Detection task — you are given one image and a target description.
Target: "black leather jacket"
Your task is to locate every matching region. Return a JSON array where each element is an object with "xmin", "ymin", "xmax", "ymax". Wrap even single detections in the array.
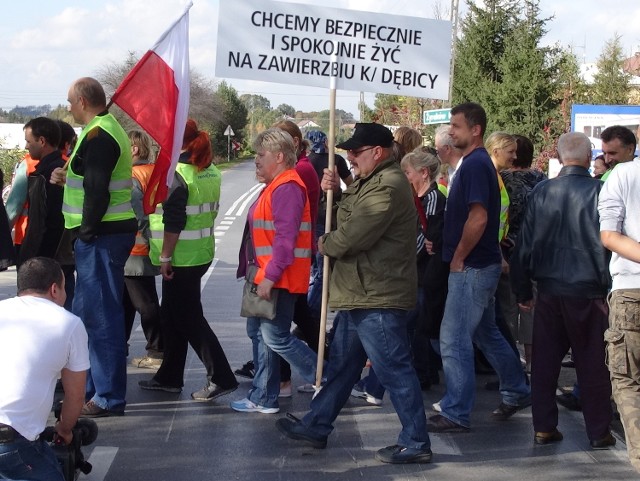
[{"xmin": 510, "ymin": 165, "xmax": 611, "ymax": 302}]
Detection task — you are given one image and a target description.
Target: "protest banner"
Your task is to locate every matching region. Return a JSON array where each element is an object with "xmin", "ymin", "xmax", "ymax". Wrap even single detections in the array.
[{"xmin": 216, "ymin": 0, "xmax": 452, "ymax": 99}]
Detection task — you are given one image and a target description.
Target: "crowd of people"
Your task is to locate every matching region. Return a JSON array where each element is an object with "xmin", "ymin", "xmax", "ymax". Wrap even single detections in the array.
[{"xmin": 1, "ymin": 77, "xmax": 640, "ymax": 478}]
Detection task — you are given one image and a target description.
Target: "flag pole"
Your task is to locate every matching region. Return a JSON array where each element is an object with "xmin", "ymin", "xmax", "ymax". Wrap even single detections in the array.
[{"xmin": 314, "ymin": 52, "xmax": 337, "ymax": 390}]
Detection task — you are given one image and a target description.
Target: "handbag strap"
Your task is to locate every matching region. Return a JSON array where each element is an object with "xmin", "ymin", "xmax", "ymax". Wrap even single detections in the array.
[{"xmin": 413, "ymin": 194, "xmax": 428, "ymax": 236}]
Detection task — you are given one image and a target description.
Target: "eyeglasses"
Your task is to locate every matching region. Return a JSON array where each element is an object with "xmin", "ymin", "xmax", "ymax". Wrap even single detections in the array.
[{"xmin": 348, "ymin": 146, "xmax": 376, "ymax": 157}]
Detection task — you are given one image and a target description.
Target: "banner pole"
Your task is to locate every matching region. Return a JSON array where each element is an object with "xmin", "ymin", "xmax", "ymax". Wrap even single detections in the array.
[{"xmin": 314, "ymin": 53, "xmax": 337, "ymax": 391}]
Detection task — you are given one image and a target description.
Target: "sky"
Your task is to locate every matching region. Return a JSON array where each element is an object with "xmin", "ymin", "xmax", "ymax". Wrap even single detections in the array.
[{"xmin": 1, "ymin": 0, "xmax": 639, "ymax": 119}]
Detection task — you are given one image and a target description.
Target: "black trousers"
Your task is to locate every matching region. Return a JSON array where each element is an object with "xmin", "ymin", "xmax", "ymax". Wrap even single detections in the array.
[
  {"xmin": 153, "ymin": 263, "xmax": 237, "ymax": 389},
  {"xmin": 531, "ymin": 292, "xmax": 612, "ymax": 440},
  {"xmin": 124, "ymin": 275, "xmax": 163, "ymax": 356}
]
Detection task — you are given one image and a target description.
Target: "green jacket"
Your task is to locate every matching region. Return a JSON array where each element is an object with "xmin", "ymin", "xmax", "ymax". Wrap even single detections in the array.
[{"xmin": 321, "ymin": 157, "xmax": 417, "ymax": 310}]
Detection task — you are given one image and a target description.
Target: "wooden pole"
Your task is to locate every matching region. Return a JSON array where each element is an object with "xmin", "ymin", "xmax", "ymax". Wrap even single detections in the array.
[{"xmin": 314, "ymin": 57, "xmax": 337, "ymax": 390}]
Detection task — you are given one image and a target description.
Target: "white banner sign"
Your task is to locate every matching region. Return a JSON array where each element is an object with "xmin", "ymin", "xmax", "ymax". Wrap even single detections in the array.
[{"xmin": 216, "ymin": 0, "xmax": 452, "ymax": 99}]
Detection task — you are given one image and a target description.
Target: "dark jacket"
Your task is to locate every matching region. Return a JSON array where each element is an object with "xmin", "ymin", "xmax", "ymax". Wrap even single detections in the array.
[
  {"xmin": 510, "ymin": 165, "xmax": 611, "ymax": 302},
  {"xmin": 321, "ymin": 157, "xmax": 417, "ymax": 310},
  {"xmin": 19, "ymin": 151, "xmax": 65, "ymax": 265}
]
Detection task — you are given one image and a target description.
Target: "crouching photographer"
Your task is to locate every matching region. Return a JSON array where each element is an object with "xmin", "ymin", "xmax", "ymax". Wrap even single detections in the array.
[{"xmin": 0, "ymin": 257, "xmax": 89, "ymax": 481}]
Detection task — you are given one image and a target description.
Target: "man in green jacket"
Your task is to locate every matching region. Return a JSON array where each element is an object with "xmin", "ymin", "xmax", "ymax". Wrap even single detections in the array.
[{"xmin": 276, "ymin": 123, "xmax": 431, "ymax": 465}]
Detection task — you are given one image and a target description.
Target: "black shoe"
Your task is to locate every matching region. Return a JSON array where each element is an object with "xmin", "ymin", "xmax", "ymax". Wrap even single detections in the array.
[
  {"xmin": 556, "ymin": 393, "xmax": 582, "ymax": 411},
  {"xmin": 534, "ymin": 429, "xmax": 563, "ymax": 445},
  {"xmin": 427, "ymin": 414, "xmax": 469, "ymax": 433},
  {"xmin": 234, "ymin": 360, "xmax": 255, "ymax": 379},
  {"xmin": 79, "ymin": 400, "xmax": 125, "ymax": 418},
  {"xmin": 375, "ymin": 444, "xmax": 432, "ymax": 464},
  {"xmin": 191, "ymin": 382, "xmax": 238, "ymax": 401},
  {"xmin": 590, "ymin": 432, "xmax": 616, "ymax": 450},
  {"xmin": 276, "ymin": 413, "xmax": 327, "ymax": 449},
  {"xmin": 138, "ymin": 379, "xmax": 182, "ymax": 393},
  {"xmin": 491, "ymin": 399, "xmax": 531, "ymax": 420}
]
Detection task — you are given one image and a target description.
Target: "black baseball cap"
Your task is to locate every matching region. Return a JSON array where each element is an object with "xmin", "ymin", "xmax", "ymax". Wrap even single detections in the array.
[{"xmin": 336, "ymin": 123, "xmax": 394, "ymax": 150}]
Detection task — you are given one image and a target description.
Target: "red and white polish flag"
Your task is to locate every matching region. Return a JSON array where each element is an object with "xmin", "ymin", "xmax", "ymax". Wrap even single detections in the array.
[{"xmin": 111, "ymin": 2, "xmax": 192, "ymax": 214}]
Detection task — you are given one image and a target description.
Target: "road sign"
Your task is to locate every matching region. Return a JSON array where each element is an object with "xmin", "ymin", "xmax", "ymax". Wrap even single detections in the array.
[
  {"xmin": 224, "ymin": 125, "xmax": 235, "ymax": 136},
  {"xmin": 423, "ymin": 108, "xmax": 451, "ymax": 125}
]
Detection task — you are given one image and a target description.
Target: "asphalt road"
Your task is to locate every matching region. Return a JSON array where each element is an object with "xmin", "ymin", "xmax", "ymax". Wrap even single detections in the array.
[{"xmin": 0, "ymin": 159, "xmax": 637, "ymax": 480}]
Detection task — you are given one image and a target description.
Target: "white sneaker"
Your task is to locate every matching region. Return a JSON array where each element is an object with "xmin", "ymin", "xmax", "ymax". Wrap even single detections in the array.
[
  {"xmin": 432, "ymin": 401, "xmax": 442, "ymax": 412},
  {"xmin": 230, "ymin": 398, "xmax": 279, "ymax": 414},
  {"xmin": 350, "ymin": 387, "xmax": 383, "ymax": 406}
]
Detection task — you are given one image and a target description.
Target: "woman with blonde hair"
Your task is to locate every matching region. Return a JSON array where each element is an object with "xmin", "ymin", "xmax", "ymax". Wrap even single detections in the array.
[
  {"xmin": 231, "ymin": 128, "xmax": 318, "ymax": 413},
  {"xmin": 393, "ymin": 126, "xmax": 423, "ymax": 160},
  {"xmin": 484, "ymin": 131, "xmax": 522, "ymax": 375}
]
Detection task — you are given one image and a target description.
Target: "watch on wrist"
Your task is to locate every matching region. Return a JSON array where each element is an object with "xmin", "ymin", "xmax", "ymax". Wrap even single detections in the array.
[{"xmin": 159, "ymin": 256, "xmax": 172, "ymax": 263}]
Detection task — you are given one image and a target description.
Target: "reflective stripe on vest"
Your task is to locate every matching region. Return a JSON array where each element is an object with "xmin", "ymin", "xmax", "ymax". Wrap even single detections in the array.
[
  {"xmin": 62, "ymin": 113, "xmax": 135, "ymax": 229},
  {"xmin": 148, "ymin": 162, "xmax": 222, "ymax": 267},
  {"xmin": 252, "ymin": 169, "xmax": 312, "ymax": 294}
]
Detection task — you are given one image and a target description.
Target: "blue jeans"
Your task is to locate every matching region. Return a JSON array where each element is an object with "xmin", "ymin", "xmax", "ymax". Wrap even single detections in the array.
[
  {"xmin": 0, "ymin": 437, "xmax": 64, "ymax": 481},
  {"xmin": 439, "ymin": 264, "xmax": 530, "ymax": 427},
  {"xmin": 246, "ymin": 290, "xmax": 318, "ymax": 408},
  {"xmin": 303, "ymin": 309, "xmax": 430, "ymax": 450},
  {"xmin": 307, "ymin": 251, "xmax": 324, "ymax": 319},
  {"xmin": 74, "ymin": 233, "xmax": 135, "ymax": 411}
]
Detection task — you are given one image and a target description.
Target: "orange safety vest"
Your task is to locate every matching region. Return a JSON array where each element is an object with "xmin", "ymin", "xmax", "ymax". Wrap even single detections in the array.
[
  {"xmin": 130, "ymin": 163, "xmax": 154, "ymax": 256},
  {"xmin": 252, "ymin": 169, "xmax": 312, "ymax": 294},
  {"xmin": 13, "ymin": 154, "xmax": 39, "ymax": 245}
]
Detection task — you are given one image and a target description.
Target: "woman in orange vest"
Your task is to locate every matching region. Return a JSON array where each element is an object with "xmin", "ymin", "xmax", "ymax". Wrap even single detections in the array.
[
  {"xmin": 231, "ymin": 128, "xmax": 317, "ymax": 414},
  {"xmin": 123, "ymin": 130, "xmax": 163, "ymax": 368}
]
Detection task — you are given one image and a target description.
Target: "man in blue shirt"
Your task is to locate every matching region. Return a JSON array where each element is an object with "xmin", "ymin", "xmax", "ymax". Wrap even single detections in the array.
[{"xmin": 427, "ymin": 102, "xmax": 530, "ymax": 433}]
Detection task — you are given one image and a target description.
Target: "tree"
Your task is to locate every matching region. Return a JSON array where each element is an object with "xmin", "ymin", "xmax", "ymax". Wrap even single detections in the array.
[
  {"xmin": 276, "ymin": 103, "xmax": 296, "ymax": 118},
  {"xmin": 491, "ymin": 0, "xmax": 560, "ymax": 146},
  {"xmin": 591, "ymin": 35, "xmax": 632, "ymax": 105},
  {"xmin": 210, "ymin": 81, "xmax": 248, "ymax": 158},
  {"xmin": 451, "ymin": 0, "xmax": 579, "ymax": 159},
  {"xmin": 452, "ymin": 0, "xmax": 518, "ymax": 108},
  {"xmin": 240, "ymin": 94, "xmax": 271, "ymax": 112}
]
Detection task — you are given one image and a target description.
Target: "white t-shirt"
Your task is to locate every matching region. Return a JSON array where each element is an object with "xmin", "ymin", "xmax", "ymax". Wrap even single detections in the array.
[
  {"xmin": 0, "ymin": 296, "xmax": 90, "ymax": 440},
  {"xmin": 599, "ymin": 158, "xmax": 640, "ymax": 290}
]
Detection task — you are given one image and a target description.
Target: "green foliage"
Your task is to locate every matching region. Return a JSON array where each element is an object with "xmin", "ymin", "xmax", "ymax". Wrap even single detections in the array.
[
  {"xmin": 276, "ymin": 103, "xmax": 296, "ymax": 117},
  {"xmin": 210, "ymin": 81, "xmax": 248, "ymax": 159},
  {"xmin": 451, "ymin": 0, "xmax": 573, "ymax": 161},
  {"xmin": 591, "ymin": 35, "xmax": 632, "ymax": 105},
  {"xmin": 0, "ymin": 147, "xmax": 25, "ymax": 188}
]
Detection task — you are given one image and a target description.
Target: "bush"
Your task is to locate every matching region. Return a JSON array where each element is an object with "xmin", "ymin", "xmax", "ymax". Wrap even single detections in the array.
[{"xmin": 0, "ymin": 148, "xmax": 25, "ymax": 188}]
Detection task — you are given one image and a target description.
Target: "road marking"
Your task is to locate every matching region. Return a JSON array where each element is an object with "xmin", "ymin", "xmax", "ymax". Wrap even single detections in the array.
[
  {"xmin": 224, "ymin": 183, "xmax": 263, "ymax": 217},
  {"xmin": 200, "ymin": 258, "xmax": 218, "ymax": 291},
  {"xmin": 83, "ymin": 446, "xmax": 118, "ymax": 481}
]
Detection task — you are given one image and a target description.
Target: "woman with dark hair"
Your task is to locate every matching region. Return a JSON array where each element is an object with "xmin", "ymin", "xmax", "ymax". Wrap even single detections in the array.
[
  {"xmin": 139, "ymin": 119, "xmax": 238, "ymax": 400},
  {"xmin": 500, "ymin": 134, "xmax": 547, "ymax": 371}
]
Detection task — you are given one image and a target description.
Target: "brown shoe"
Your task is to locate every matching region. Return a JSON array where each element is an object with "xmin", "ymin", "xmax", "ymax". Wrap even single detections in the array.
[
  {"xmin": 590, "ymin": 432, "xmax": 616, "ymax": 449},
  {"xmin": 491, "ymin": 399, "xmax": 531, "ymax": 420},
  {"xmin": 534, "ymin": 429, "xmax": 563, "ymax": 445},
  {"xmin": 79, "ymin": 400, "xmax": 125, "ymax": 418},
  {"xmin": 427, "ymin": 414, "xmax": 470, "ymax": 433}
]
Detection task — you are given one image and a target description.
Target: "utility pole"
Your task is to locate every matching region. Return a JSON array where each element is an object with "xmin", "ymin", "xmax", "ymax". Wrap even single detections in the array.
[{"xmin": 447, "ymin": 0, "xmax": 460, "ymax": 107}]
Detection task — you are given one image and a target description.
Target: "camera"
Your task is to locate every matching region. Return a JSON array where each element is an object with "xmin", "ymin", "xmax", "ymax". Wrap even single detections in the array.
[{"xmin": 40, "ymin": 418, "xmax": 98, "ymax": 481}]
